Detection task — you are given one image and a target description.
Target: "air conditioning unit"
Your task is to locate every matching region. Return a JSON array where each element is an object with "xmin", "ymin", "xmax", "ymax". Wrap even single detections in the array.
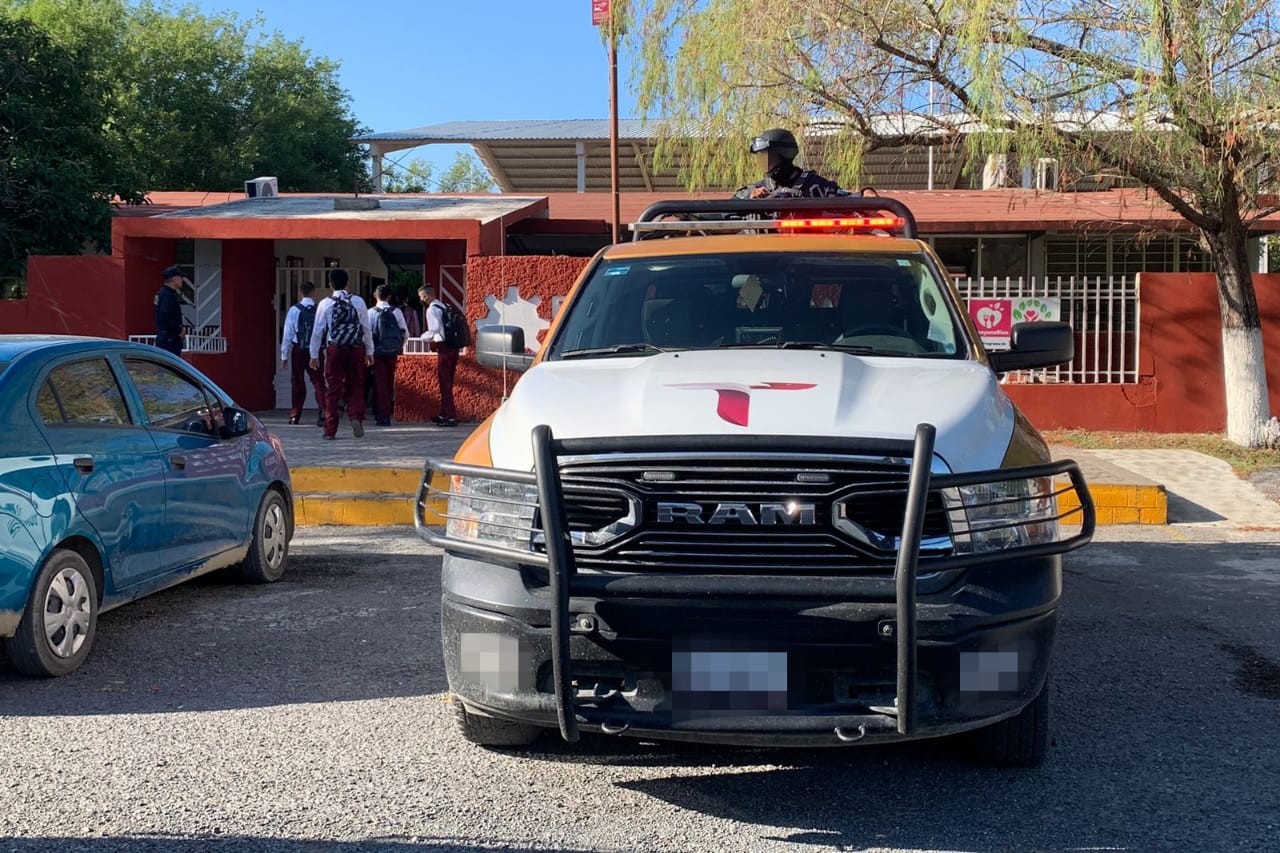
[
  {"xmin": 244, "ymin": 176, "xmax": 279, "ymax": 198},
  {"xmin": 1035, "ymin": 158, "xmax": 1060, "ymax": 191}
]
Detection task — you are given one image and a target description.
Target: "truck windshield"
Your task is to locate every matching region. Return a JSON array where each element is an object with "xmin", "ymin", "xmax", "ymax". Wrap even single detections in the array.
[{"xmin": 549, "ymin": 251, "xmax": 967, "ymax": 360}]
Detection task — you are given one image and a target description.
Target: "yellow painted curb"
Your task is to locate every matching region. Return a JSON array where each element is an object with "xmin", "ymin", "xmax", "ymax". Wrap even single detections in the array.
[
  {"xmin": 1059, "ymin": 482, "xmax": 1168, "ymax": 525},
  {"xmin": 294, "ymin": 493, "xmax": 447, "ymax": 527},
  {"xmin": 291, "ymin": 466, "xmax": 422, "ymax": 495},
  {"xmin": 291, "ymin": 470, "xmax": 1166, "ymax": 528}
]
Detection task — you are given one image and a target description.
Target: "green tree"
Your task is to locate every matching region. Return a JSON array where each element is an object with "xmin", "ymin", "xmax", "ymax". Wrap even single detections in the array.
[
  {"xmin": 0, "ymin": 14, "xmax": 142, "ymax": 292},
  {"xmin": 383, "ymin": 157, "xmax": 435, "ymax": 193},
  {"xmin": 6, "ymin": 0, "xmax": 369, "ymax": 192},
  {"xmin": 437, "ymin": 152, "xmax": 495, "ymax": 193},
  {"xmin": 626, "ymin": 0, "xmax": 1280, "ymax": 448},
  {"xmin": 381, "ymin": 152, "xmax": 494, "ymax": 193}
]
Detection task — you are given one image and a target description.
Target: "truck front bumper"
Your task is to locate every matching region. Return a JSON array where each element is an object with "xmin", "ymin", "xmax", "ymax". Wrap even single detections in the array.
[{"xmin": 441, "ymin": 552, "xmax": 1060, "ymax": 747}]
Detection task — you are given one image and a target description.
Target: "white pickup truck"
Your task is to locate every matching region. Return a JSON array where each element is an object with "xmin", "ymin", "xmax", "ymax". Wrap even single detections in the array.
[{"xmin": 417, "ymin": 196, "xmax": 1094, "ymax": 766}]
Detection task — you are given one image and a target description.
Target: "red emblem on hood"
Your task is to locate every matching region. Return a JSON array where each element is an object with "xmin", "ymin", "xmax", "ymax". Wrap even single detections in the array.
[{"xmin": 669, "ymin": 382, "xmax": 816, "ymax": 426}]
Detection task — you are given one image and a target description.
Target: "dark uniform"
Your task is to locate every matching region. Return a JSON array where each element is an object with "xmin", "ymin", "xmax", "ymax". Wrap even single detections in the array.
[
  {"xmin": 154, "ymin": 271, "xmax": 185, "ymax": 356},
  {"xmin": 734, "ymin": 167, "xmax": 845, "ymax": 199}
]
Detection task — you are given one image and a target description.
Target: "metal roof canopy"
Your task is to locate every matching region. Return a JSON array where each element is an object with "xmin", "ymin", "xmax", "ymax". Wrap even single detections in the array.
[
  {"xmin": 151, "ymin": 194, "xmax": 543, "ymax": 223},
  {"xmin": 351, "ymin": 120, "xmax": 972, "ymax": 195}
]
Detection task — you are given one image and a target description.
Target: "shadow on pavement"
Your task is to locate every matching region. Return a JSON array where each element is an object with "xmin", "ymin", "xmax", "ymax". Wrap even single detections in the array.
[
  {"xmin": 0, "ymin": 540, "xmax": 446, "ymax": 716},
  {"xmin": 0, "ymin": 838, "xmax": 598, "ymax": 853},
  {"xmin": 3, "ymin": 538, "xmax": 1278, "ymax": 851}
]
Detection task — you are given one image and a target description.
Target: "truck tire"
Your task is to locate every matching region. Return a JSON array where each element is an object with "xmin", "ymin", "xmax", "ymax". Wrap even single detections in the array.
[
  {"xmin": 452, "ymin": 699, "xmax": 543, "ymax": 748},
  {"xmin": 972, "ymin": 675, "xmax": 1051, "ymax": 767}
]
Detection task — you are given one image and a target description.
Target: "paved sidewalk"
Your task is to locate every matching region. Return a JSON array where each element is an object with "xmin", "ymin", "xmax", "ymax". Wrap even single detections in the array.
[{"xmin": 1083, "ymin": 448, "xmax": 1280, "ymax": 530}]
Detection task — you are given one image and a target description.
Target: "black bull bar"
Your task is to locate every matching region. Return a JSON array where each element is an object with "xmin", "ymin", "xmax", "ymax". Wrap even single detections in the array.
[{"xmin": 416, "ymin": 425, "xmax": 1096, "ymax": 743}]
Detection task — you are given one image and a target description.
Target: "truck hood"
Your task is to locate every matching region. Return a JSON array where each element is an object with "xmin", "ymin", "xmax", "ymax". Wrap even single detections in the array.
[{"xmin": 487, "ymin": 350, "xmax": 1016, "ymax": 472}]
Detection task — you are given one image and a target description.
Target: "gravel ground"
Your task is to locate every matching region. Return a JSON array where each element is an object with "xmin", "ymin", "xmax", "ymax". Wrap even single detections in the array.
[{"xmin": 2, "ymin": 524, "xmax": 1279, "ymax": 853}]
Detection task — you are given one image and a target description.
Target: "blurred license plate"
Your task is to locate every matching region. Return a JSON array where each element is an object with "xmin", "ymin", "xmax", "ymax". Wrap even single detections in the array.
[{"xmin": 671, "ymin": 641, "xmax": 788, "ymax": 720}]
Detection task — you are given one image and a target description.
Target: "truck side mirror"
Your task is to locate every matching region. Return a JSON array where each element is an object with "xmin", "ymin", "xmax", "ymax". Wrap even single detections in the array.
[
  {"xmin": 475, "ymin": 325, "xmax": 534, "ymax": 373},
  {"xmin": 987, "ymin": 322, "xmax": 1074, "ymax": 373}
]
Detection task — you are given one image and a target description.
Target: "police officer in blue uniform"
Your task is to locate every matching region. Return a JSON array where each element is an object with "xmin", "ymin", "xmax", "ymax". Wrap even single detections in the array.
[
  {"xmin": 154, "ymin": 266, "xmax": 186, "ymax": 356},
  {"xmin": 735, "ymin": 128, "xmax": 845, "ymax": 199}
]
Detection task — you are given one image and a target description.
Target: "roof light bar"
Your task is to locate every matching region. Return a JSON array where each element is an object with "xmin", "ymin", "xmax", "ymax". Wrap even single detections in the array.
[{"xmin": 778, "ymin": 216, "xmax": 905, "ymax": 230}]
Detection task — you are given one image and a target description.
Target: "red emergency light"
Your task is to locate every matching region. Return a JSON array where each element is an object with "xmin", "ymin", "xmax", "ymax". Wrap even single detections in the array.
[{"xmin": 776, "ymin": 216, "xmax": 905, "ymax": 232}]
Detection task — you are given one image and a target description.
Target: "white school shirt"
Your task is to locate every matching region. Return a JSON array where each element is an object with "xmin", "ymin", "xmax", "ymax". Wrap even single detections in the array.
[
  {"xmin": 280, "ymin": 297, "xmax": 316, "ymax": 360},
  {"xmin": 309, "ymin": 290, "xmax": 374, "ymax": 359}
]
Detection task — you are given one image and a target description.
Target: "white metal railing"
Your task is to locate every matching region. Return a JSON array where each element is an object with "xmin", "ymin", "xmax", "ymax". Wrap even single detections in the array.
[
  {"xmin": 953, "ymin": 276, "xmax": 1140, "ymax": 384},
  {"xmin": 128, "ymin": 334, "xmax": 229, "ymax": 354},
  {"xmin": 402, "ymin": 338, "xmax": 436, "ymax": 356}
]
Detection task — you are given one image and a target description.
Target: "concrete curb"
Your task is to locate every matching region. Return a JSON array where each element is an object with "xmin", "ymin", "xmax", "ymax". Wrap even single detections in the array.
[{"xmin": 291, "ymin": 466, "xmax": 1167, "ymax": 528}]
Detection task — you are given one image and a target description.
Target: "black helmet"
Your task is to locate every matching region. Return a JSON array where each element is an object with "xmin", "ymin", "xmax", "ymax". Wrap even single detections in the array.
[{"xmin": 748, "ymin": 128, "xmax": 800, "ymax": 160}]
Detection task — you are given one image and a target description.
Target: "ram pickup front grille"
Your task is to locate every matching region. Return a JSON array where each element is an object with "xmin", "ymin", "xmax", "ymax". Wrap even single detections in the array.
[{"xmin": 558, "ymin": 455, "xmax": 952, "ymax": 573}]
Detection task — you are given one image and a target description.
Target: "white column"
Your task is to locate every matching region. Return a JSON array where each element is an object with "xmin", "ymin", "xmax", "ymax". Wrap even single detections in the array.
[{"xmin": 576, "ymin": 142, "xmax": 586, "ymax": 193}]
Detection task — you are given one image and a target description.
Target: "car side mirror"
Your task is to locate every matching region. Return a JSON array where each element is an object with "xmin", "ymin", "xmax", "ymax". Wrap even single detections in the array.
[
  {"xmin": 221, "ymin": 406, "xmax": 252, "ymax": 439},
  {"xmin": 987, "ymin": 321, "xmax": 1075, "ymax": 373},
  {"xmin": 475, "ymin": 325, "xmax": 534, "ymax": 373}
]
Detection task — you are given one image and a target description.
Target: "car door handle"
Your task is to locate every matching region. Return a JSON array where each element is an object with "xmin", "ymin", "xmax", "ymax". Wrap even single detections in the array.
[
  {"xmin": 73, "ymin": 456, "xmax": 94, "ymax": 474},
  {"xmin": 169, "ymin": 455, "xmax": 186, "ymax": 471}
]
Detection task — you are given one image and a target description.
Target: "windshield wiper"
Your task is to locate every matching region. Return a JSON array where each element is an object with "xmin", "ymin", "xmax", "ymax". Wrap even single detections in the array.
[
  {"xmin": 559, "ymin": 343, "xmax": 669, "ymax": 360},
  {"xmin": 721, "ymin": 341, "xmax": 924, "ymax": 357}
]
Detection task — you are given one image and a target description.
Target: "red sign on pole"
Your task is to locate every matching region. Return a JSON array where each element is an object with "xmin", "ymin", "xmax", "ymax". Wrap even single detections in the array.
[{"xmin": 591, "ymin": 0, "xmax": 610, "ymax": 26}]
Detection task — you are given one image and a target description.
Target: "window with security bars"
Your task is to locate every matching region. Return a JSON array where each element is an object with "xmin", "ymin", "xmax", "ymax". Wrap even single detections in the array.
[{"xmin": 1045, "ymin": 234, "xmax": 1213, "ymax": 278}]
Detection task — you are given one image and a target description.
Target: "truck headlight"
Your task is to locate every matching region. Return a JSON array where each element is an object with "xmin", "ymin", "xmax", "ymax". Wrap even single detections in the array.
[
  {"xmin": 944, "ymin": 475, "xmax": 1059, "ymax": 554},
  {"xmin": 446, "ymin": 474, "xmax": 539, "ymax": 552}
]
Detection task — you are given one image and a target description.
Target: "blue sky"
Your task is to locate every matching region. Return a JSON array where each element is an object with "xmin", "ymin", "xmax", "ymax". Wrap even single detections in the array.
[{"xmin": 194, "ymin": 1, "xmax": 641, "ymax": 181}]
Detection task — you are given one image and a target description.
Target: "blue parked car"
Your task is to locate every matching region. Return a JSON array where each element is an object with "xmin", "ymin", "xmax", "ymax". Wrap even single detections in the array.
[{"xmin": 0, "ymin": 336, "xmax": 293, "ymax": 677}]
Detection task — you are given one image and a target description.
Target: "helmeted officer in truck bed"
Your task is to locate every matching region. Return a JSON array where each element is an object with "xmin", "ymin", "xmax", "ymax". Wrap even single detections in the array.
[{"xmin": 734, "ymin": 128, "xmax": 844, "ymax": 199}]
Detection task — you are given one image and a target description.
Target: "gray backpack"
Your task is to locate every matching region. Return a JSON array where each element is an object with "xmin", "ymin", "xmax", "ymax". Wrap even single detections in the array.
[{"xmin": 328, "ymin": 293, "xmax": 361, "ymax": 348}]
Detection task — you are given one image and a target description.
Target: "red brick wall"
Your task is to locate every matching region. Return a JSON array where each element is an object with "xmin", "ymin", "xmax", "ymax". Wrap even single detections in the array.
[{"xmin": 393, "ymin": 255, "xmax": 591, "ymax": 421}]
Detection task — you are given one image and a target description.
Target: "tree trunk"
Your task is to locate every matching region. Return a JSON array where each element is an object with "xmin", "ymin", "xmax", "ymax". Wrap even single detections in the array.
[{"xmin": 1203, "ymin": 225, "xmax": 1278, "ymax": 448}]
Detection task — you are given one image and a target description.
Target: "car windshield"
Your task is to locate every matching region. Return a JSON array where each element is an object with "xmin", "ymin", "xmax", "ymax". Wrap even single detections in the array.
[{"xmin": 549, "ymin": 251, "xmax": 967, "ymax": 360}]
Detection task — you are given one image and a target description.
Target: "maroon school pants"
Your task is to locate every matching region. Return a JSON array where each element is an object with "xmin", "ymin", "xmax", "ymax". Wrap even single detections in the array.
[
  {"xmin": 437, "ymin": 346, "xmax": 459, "ymax": 420},
  {"xmin": 371, "ymin": 352, "xmax": 399, "ymax": 422},
  {"xmin": 289, "ymin": 345, "xmax": 325, "ymax": 419},
  {"xmin": 323, "ymin": 345, "xmax": 367, "ymax": 436}
]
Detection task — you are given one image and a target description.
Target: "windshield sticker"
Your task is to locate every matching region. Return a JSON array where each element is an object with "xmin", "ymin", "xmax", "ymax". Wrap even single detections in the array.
[{"xmin": 604, "ymin": 266, "xmax": 630, "ymax": 276}]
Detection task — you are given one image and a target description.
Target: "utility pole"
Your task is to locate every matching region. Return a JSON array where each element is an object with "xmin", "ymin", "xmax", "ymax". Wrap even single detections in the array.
[{"xmin": 593, "ymin": 0, "xmax": 621, "ymax": 243}]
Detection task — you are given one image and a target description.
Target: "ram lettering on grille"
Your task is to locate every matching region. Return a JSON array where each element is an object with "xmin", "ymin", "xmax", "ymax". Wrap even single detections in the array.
[{"xmin": 655, "ymin": 501, "xmax": 818, "ymax": 526}]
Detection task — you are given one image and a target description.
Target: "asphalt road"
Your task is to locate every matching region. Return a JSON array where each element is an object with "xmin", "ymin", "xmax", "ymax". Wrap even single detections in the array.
[{"xmin": 2, "ymin": 525, "xmax": 1278, "ymax": 853}]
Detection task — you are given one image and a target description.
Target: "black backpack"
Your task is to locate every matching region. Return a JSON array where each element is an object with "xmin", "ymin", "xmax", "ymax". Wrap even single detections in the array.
[
  {"xmin": 372, "ymin": 305, "xmax": 404, "ymax": 355},
  {"xmin": 438, "ymin": 302, "xmax": 471, "ymax": 349},
  {"xmin": 328, "ymin": 293, "xmax": 361, "ymax": 348},
  {"xmin": 294, "ymin": 302, "xmax": 316, "ymax": 347}
]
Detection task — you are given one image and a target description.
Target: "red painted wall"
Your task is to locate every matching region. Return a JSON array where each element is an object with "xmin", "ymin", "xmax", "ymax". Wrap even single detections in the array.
[
  {"xmin": 0, "ymin": 256, "xmax": 126, "ymax": 336},
  {"xmin": 1008, "ymin": 273, "xmax": 1280, "ymax": 432},
  {"xmin": 188, "ymin": 240, "xmax": 277, "ymax": 410},
  {"xmin": 393, "ymin": 255, "xmax": 591, "ymax": 421}
]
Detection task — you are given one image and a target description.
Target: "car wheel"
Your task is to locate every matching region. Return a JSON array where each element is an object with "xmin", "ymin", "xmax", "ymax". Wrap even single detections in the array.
[
  {"xmin": 452, "ymin": 699, "xmax": 543, "ymax": 748},
  {"xmin": 7, "ymin": 549, "xmax": 98, "ymax": 678},
  {"xmin": 971, "ymin": 674, "xmax": 1052, "ymax": 767},
  {"xmin": 238, "ymin": 490, "xmax": 290, "ymax": 584}
]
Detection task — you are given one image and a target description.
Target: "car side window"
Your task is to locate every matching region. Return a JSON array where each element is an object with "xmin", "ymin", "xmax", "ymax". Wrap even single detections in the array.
[
  {"xmin": 38, "ymin": 359, "xmax": 132, "ymax": 426},
  {"xmin": 124, "ymin": 358, "xmax": 217, "ymax": 435}
]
